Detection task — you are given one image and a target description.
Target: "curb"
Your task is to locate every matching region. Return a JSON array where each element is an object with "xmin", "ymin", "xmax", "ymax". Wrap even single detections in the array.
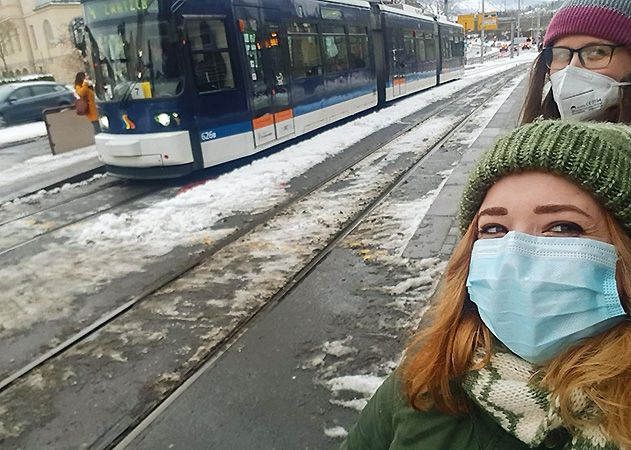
[
  {"xmin": 1, "ymin": 164, "xmax": 106, "ymax": 204},
  {"xmin": 0, "ymin": 135, "xmax": 47, "ymax": 150}
]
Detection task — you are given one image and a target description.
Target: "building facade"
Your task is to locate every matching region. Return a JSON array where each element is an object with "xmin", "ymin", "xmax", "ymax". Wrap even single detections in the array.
[{"xmin": 0, "ymin": 0, "xmax": 84, "ymax": 82}]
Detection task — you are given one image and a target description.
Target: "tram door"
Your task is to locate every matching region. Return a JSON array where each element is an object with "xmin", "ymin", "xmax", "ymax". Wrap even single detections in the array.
[
  {"xmin": 391, "ymin": 47, "xmax": 406, "ymax": 97},
  {"xmin": 238, "ymin": 8, "xmax": 294, "ymax": 147}
]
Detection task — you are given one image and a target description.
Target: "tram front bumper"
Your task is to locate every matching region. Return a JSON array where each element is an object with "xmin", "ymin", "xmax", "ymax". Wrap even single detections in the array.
[{"xmin": 95, "ymin": 131, "xmax": 194, "ymax": 168}]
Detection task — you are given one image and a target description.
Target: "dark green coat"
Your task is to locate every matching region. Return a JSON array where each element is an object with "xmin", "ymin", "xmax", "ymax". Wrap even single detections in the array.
[{"xmin": 340, "ymin": 373, "xmax": 570, "ymax": 450}]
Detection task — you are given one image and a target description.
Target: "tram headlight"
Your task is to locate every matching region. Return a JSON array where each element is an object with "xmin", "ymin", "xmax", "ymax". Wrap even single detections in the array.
[
  {"xmin": 155, "ymin": 113, "xmax": 171, "ymax": 127},
  {"xmin": 99, "ymin": 115, "xmax": 109, "ymax": 130},
  {"xmin": 154, "ymin": 112, "xmax": 181, "ymax": 127}
]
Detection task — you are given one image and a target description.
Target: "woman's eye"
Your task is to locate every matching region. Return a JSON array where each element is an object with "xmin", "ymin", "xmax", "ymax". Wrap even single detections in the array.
[
  {"xmin": 546, "ymin": 222, "xmax": 584, "ymax": 235},
  {"xmin": 478, "ymin": 224, "xmax": 508, "ymax": 237},
  {"xmin": 583, "ymin": 45, "xmax": 610, "ymax": 60}
]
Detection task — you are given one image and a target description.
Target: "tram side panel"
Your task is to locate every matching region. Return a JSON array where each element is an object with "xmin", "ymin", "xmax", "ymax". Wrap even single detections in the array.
[
  {"xmin": 187, "ymin": 13, "xmax": 255, "ymax": 170},
  {"xmin": 193, "ymin": 5, "xmax": 270, "ymax": 169},
  {"xmin": 379, "ymin": 10, "xmax": 438, "ymax": 102},
  {"xmin": 198, "ymin": 0, "xmax": 378, "ymax": 169},
  {"xmin": 288, "ymin": 5, "xmax": 377, "ymax": 139},
  {"xmin": 437, "ymin": 20, "xmax": 465, "ymax": 84}
]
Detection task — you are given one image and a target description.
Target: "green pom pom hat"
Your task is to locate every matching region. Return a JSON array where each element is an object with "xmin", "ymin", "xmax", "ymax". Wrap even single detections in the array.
[{"xmin": 459, "ymin": 120, "xmax": 631, "ymax": 235}]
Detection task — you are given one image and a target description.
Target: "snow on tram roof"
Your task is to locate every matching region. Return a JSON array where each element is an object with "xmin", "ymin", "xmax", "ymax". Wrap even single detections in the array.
[
  {"xmin": 321, "ymin": 0, "xmax": 371, "ymax": 9},
  {"xmin": 436, "ymin": 15, "xmax": 464, "ymax": 27},
  {"xmin": 376, "ymin": 3, "xmax": 436, "ymax": 21}
]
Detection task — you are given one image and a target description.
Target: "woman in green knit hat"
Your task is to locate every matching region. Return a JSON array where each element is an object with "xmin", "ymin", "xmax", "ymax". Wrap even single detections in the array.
[
  {"xmin": 342, "ymin": 120, "xmax": 631, "ymax": 450},
  {"xmin": 521, "ymin": 0, "xmax": 631, "ymax": 123}
]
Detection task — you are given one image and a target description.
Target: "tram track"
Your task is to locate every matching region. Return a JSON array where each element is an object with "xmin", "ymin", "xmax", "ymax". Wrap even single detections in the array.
[
  {"xmin": 0, "ymin": 173, "xmax": 119, "ymax": 224},
  {"xmin": 0, "ymin": 65, "xmax": 525, "ymax": 449},
  {"xmin": 0, "ymin": 180, "xmax": 166, "ymax": 256}
]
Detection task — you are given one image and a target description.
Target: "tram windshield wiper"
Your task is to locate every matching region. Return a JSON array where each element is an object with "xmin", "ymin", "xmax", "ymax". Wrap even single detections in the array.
[{"xmin": 119, "ymin": 73, "xmax": 141, "ymax": 109}]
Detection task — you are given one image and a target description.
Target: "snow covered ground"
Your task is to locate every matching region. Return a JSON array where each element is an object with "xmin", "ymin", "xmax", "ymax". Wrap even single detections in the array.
[{"xmin": 0, "ymin": 122, "xmax": 48, "ymax": 147}]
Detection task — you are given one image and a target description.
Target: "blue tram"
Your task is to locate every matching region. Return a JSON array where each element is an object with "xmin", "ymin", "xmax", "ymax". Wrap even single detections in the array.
[{"xmin": 79, "ymin": 0, "xmax": 464, "ymax": 178}]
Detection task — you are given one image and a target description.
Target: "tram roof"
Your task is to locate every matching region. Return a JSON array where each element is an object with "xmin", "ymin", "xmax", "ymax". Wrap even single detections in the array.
[
  {"xmin": 436, "ymin": 15, "xmax": 464, "ymax": 27},
  {"xmin": 376, "ymin": 3, "xmax": 436, "ymax": 21},
  {"xmin": 320, "ymin": 0, "xmax": 371, "ymax": 9}
]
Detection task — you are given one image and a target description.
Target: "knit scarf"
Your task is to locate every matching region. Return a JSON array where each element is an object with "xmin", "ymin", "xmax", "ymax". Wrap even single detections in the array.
[{"xmin": 462, "ymin": 350, "xmax": 620, "ymax": 450}]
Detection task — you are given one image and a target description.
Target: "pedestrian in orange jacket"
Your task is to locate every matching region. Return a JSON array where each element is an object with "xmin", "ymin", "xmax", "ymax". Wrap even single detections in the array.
[{"xmin": 74, "ymin": 71, "xmax": 100, "ymax": 134}]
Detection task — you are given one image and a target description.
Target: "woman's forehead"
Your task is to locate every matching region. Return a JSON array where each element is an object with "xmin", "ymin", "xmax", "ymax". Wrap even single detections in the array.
[
  {"xmin": 553, "ymin": 34, "xmax": 617, "ymax": 47},
  {"xmin": 480, "ymin": 172, "xmax": 600, "ymax": 211}
]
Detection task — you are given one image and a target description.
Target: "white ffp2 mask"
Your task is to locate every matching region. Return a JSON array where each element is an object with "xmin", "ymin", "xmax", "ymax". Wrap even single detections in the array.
[{"xmin": 550, "ymin": 66, "xmax": 631, "ymax": 121}]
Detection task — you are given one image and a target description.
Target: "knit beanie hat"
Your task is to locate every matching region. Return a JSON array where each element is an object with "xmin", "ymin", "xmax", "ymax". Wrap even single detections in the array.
[
  {"xmin": 459, "ymin": 120, "xmax": 631, "ymax": 235},
  {"xmin": 543, "ymin": 0, "xmax": 631, "ymax": 47}
]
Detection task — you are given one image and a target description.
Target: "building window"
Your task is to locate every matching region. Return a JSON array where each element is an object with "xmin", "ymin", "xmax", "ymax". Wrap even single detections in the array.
[
  {"xmin": 29, "ymin": 25, "xmax": 38, "ymax": 50},
  {"xmin": 43, "ymin": 20, "xmax": 54, "ymax": 46},
  {"xmin": 14, "ymin": 30, "xmax": 21, "ymax": 52}
]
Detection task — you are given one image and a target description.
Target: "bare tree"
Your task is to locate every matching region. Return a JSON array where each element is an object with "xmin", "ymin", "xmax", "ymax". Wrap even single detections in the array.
[
  {"xmin": 405, "ymin": 0, "xmax": 453, "ymax": 15},
  {"xmin": 53, "ymin": 21, "xmax": 88, "ymax": 82},
  {"xmin": 0, "ymin": 19, "xmax": 16, "ymax": 73}
]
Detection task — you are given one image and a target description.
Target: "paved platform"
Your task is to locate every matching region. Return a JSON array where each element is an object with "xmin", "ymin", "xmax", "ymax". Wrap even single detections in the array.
[{"xmin": 117, "ymin": 75, "xmax": 529, "ymax": 450}]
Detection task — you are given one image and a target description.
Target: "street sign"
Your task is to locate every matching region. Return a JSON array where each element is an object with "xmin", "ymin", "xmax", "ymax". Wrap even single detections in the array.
[
  {"xmin": 478, "ymin": 12, "xmax": 498, "ymax": 30},
  {"xmin": 457, "ymin": 12, "xmax": 497, "ymax": 32},
  {"xmin": 457, "ymin": 14, "xmax": 476, "ymax": 32}
]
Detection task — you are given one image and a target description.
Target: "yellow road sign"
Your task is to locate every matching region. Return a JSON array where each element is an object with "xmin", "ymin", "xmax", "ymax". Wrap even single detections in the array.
[{"xmin": 478, "ymin": 12, "xmax": 498, "ymax": 30}]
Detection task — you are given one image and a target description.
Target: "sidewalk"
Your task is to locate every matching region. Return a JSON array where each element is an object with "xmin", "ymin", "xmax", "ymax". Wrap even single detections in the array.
[{"xmin": 117, "ymin": 76, "xmax": 529, "ymax": 449}]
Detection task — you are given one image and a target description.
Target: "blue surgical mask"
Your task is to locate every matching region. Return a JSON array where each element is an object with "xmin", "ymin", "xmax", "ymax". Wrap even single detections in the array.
[{"xmin": 467, "ymin": 231, "xmax": 627, "ymax": 365}]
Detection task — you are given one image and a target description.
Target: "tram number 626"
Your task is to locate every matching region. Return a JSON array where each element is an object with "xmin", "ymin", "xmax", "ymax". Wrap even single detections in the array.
[{"xmin": 201, "ymin": 130, "xmax": 218, "ymax": 141}]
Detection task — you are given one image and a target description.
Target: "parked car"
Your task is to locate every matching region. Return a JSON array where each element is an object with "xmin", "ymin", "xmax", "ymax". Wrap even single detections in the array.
[{"xmin": 0, "ymin": 81, "xmax": 76, "ymax": 128}]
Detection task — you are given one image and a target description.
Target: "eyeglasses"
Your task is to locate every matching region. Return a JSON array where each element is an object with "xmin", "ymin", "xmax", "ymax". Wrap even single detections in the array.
[{"xmin": 543, "ymin": 44, "xmax": 625, "ymax": 70}]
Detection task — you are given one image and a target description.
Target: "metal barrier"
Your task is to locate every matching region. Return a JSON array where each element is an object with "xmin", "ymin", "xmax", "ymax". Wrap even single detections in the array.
[{"xmin": 43, "ymin": 105, "xmax": 95, "ymax": 155}]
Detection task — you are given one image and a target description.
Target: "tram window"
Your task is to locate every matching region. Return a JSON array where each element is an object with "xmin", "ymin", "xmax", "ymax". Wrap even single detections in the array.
[
  {"xmin": 416, "ymin": 38, "xmax": 426, "ymax": 62},
  {"xmin": 288, "ymin": 23, "xmax": 317, "ymax": 34},
  {"xmin": 323, "ymin": 34, "xmax": 349, "ymax": 73},
  {"xmin": 186, "ymin": 18, "xmax": 235, "ymax": 92},
  {"xmin": 348, "ymin": 26, "xmax": 367, "ymax": 35},
  {"xmin": 424, "ymin": 33, "xmax": 436, "ymax": 61},
  {"xmin": 321, "ymin": 7, "xmax": 343, "ymax": 20},
  {"xmin": 451, "ymin": 36, "xmax": 464, "ymax": 57},
  {"xmin": 403, "ymin": 30, "xmax": 416, "ymax": 70},
  {"xmin": 288, "ymin": 24, "xmax": 322, "ymax": 78},
  {"xmin": 348, "ymin": 35, "xmax": 368, "ymax": 69},
  {"xmin": 442, "ymin": 37, "xmax": 452, "ymax": 58}
]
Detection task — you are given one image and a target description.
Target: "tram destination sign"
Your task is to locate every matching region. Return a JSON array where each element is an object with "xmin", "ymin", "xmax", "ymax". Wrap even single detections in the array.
[{"xmin": 85, "ymin": 0, "xmax": 156, "ymax": 21}]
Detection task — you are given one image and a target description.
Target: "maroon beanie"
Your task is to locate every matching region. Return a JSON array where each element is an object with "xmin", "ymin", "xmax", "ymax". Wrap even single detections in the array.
[{"xmin": 544, "ymin": 0, "xmax": 631, "ymax": 47}]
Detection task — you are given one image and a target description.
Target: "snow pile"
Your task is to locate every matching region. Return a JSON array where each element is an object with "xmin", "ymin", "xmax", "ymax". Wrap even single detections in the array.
[
  {"xmin": 0, "ymin": 145, "xmax": 97, "ymax": 189},
  {"xmin": 0, "ymin": 122, "xmax": 47, "ymax": 147},
  {"xmin": 70, "ymin": 57, "xmax": 535, "ymax": 257},
  {"xmin": 2, "ymin": 173, "xmax": 107, "ymax": 207}
]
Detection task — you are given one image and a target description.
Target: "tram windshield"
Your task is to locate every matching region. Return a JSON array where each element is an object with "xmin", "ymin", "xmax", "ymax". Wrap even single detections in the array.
[{"xmin": 84, "ymin": 0, "xmax": 182, "ymax": 102}]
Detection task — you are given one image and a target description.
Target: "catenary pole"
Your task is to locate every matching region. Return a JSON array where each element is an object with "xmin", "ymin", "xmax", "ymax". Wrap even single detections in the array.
[{"xmin": 480, "ymin": 0, "xmax": 485, "ymax": 63}]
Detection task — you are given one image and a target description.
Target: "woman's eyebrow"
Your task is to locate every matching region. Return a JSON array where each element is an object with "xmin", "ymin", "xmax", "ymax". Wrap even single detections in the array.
[
  {"xmin": 479, "ymin": 207, "xmax": 508, "ymax": 217},
  {"xmin": 534, "ymin": 204, "xmax": 592, "ymax": 218}
]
